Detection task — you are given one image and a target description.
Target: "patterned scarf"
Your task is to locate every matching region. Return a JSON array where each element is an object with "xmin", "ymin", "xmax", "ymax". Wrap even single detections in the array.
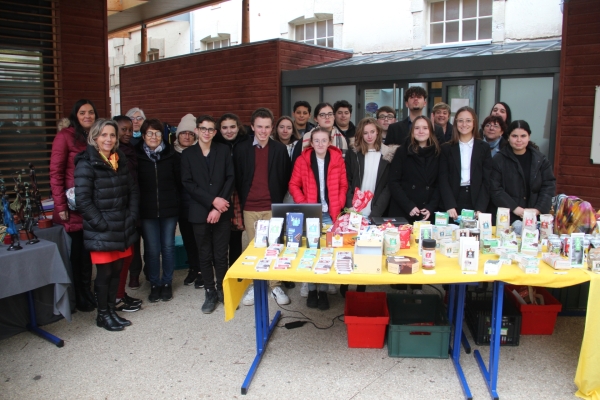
[
  {"xmin": 487, "ymin": 137, "xmax": 502, "ymax": 157},
  {"xmin": 99, "ymin": 152, "xmax": 119, "ymax": 171},
  {"xmin": 143, "ymin": 141, "xmax": 164, "ymax": 162}
]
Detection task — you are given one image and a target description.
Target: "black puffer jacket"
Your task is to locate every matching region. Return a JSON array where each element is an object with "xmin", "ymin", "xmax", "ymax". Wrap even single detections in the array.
[
  {"xmin": 490, "ymin": 144, "xmax": 556, "ymax": 220},
  {"xmin": 135, "ymin": 140, "xmax": 181, "ymax": 219},
  {"xmin": 74, "ymin": 146, "xmax": 139, "ymax": 252}
]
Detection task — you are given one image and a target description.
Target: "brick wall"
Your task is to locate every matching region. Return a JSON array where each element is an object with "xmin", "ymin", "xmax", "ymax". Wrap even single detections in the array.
[
  {"xmin": 120, "ymin": 39, "xmax": 351, "ymax": 125},
  {"xmin": 555, "ymin": 0, "xmax": 600, "ymax": 208},
  {"xmin": 59, "ymin": 0, "xmax": 110, "ymax": 117}
]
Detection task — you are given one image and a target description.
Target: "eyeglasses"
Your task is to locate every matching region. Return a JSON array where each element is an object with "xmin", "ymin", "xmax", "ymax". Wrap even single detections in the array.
[
  {"xmin": 197, "ymin": 127, "xmax": 216, "ymax": 134},
  {"xmin": 312, "ymin": 139, "xmax": 329, "ymax": 145},
  {"xmin": 485, "ymin": 124, "xmax": 500, "ymax": 130},
  {"xmin": 145, "ymin": 130, "xmax": 162, "ymax": 137},
  {"xmin": 132, "ymin": 116, "xmax": 144, "ymax": 121},
  {"xmin": 456, "ymin": 119, "xmax": 473, "ymax": 124},
  {"xmin": 317, "ymin": 113, "xmax": 334, "ymax": 119},
  {"xmin": 377, "ymin": 115, "xmax": 395, "ymax": 121},
  {"xmin": 179, "ymin": 131, "xmax": 195, "ymax": 137}
]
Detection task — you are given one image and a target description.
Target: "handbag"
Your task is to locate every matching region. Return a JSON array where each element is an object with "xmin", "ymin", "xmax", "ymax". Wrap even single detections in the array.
[{"xmin": 65, "ymin": 187, "xmax": 76, "ymax": 211}]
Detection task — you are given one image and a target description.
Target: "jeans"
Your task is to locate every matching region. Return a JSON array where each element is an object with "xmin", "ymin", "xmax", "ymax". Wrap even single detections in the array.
[
  {"xmin": 141, "ymin": 216, "xmax": 177, "ymax": 286},
  {"xmin": 322, "ymin": 212, "xmax": 333, "ymax": 225}
]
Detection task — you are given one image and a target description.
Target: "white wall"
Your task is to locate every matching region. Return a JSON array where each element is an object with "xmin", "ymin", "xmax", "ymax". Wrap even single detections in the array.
[{"xmin": 504, "ymin": 0, "xmax": 562, "ymax": 41}]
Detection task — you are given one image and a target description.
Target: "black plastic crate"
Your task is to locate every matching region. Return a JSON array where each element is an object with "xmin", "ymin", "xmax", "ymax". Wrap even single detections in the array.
[{"xmin": 464, "ymin": 291, "xmax": 521, "ymax": 346}]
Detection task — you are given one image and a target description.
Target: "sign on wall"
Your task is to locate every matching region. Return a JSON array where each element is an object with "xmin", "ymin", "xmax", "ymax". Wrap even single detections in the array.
[{"xmin": 592, "ymin": 86, "xmax": 600, "ymax": 164}]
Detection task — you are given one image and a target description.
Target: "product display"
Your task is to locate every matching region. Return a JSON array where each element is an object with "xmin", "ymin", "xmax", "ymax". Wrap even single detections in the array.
[
  {"xmin": 478, "ymin": 213, "xmax": 493, "ymax": 240},
  {"xmin": 335, "ymin": 251, "xmax": 353, "ymax": 274},
  {"xmin": 496, "ymin": 208, "xmax": 511, "ymax": 232},
  {"xmin": 386, "ymin": 256, "xmax": 419, "ymax": 274},
  {"xmin": 542, "ymin": 252, "xmax": 571, "ymax": 270},
  {"xmin": 588, "ymin": 248, "xmax": 600, "ymax": 272},
  {"xmin": 286, "ymin": 212, "xmax": 304, "ymax": 245},
  {"xmin": 521, "ymin": 230, "xmax": 540, "ymax": 256},
  {"xmin": 484, "ymin": 260, "xmax": 502, "ymax": 275},
  {"xmin": 305, "ymin": 218, "xmax": 321, "ymax": 248},
  {"xmin": 254, "ymin": 220, "xmax": 270, "ymax": 248},
  {"xmin": 539, "ymin": 214, "xmax": 554, "ymax": 239},
  {"xmin": 459, "ymin": 237, "xmax": 479, "ymax": 273},
  {"xmin": 568, "ymin": 233, "xmax": 585, "ymax": 267},
  {"xmin": 268, "ymin": 218, "xmax": 284, "ymax": 246},
  {"xmin": 434, "ymin": 212, "xmax": 449, "ymax": 226},
  {"xmin": 522, "ymin": 209, "xmax": 537, "ymax": 232}
]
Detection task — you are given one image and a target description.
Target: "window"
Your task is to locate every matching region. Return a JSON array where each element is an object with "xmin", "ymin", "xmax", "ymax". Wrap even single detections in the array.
[
  {"xmin": 430, "ymin": 0, "xmax": 492, "ymax": 45},
  {"xmin": 147, "ymin": 50, "xmax": 160, "ymax": 61},
  {"xmin": 295, "ymin": 19, "xmax": 333, "ymax": 48},
  {"xmin": 204, "ymin": 37, "xmax": 229, "ymax": 51}
]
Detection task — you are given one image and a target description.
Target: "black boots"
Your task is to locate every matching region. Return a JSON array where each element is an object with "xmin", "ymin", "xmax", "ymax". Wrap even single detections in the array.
[
  {"xmin": 202, "ymin": 288, "xmax": 218, "ymax": 314},
  {"xmin": 107, "ymin": 278, "xmax": 131, "ymax": 327},
  {"xmin": 95, "ymin": 285, "xmax": 124, "ymax": 332}
]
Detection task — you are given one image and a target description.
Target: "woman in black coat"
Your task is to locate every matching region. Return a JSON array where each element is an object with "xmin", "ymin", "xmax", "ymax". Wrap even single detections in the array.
[
  {"xmin": 490, "ymin": 120, "xmax": 556, "ymax": 223},
  {"xmin": 181, "ymin": 115, "xmax": 234, "ymax": 314},
  {"xmin": 74, "ymin": 119, "xmax": 139, "ymax": 331},
  {"xmin": 438, "ymin": 106, "xmax": 492, "ymax": 220},
  {"xmin": 388, "ymin": 116, "xmax": 441, "ymax": 224},
  {"xmin": 135, "ymin": 118, "xmax": 181, "ymax": 303}
]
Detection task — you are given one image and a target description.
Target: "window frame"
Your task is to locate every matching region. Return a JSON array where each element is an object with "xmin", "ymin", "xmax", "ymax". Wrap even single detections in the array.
[
  {"xmin": 428, "ymin": 0, "xmax": 493, "ymax": 46},
  {"xmin": 294, "ymin": 18, "xmax": 334, "ymax": 48}
]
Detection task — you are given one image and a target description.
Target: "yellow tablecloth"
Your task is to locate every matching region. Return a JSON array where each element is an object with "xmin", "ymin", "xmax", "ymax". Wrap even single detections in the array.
[{"xmin": 222, "ymin": 240, "xmax": 598, "ymax": 399}]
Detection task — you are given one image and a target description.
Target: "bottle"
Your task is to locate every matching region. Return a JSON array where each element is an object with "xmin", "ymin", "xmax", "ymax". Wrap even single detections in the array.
[{"xmin": 422, "ymin": 239, "xmax": 437, "ymax": 271}]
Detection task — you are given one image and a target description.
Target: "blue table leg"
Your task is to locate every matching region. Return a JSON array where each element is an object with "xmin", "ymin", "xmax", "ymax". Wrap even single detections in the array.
[
  {"xmin": 448, "ymin": 284, "xmax": 473, "ymax": 400},
  {"xmin": 26, "ymin": 291, "xmax": 64, "ymax": 348},
  {"xmin": 241, "ymin": 280, "xmax": 281, "ymax": 395},
  {"xmin": 474, "ymin": 281, "xmax": 503, "ymax": 400},
  {"xmin": 447, "ymin": 285, "xmax": 471, "ymax": 355}
]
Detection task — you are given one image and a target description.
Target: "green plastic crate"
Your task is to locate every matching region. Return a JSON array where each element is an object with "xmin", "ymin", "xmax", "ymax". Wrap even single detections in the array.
[
  {"xmin": 387, "ymin": 294, "xmax": 451, "ymax": 359},
  {"xmin": 174, "ymin": 235, "xmax": 188, "ymax": 270}
]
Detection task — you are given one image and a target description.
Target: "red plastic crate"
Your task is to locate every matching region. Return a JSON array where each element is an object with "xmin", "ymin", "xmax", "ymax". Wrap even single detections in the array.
[
  {"xmin": 344, "ymin": 292, "xmax": 389, "ymax": 348},
  {"xmin": 505, "ymin": 285, "xmax": 562, "ymax": 335}
]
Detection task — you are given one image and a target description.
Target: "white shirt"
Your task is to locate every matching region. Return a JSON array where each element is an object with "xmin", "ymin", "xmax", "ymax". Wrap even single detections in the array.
[
  {"xmin": 360, "ymin": 150, "xmax": 380, "ymax": 216},
  {"xmin": 316, "ymin": 157, "xmax": 328, "ymax": 213},
  {"xmin": 459, "ymin": 138, "xmax": 474, "ymax": 186}
]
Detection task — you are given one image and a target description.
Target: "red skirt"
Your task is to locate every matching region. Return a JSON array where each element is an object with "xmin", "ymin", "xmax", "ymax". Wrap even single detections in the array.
[{"xmin": 91, "ymin": 246, "xmax": 133, "ymax": 265}]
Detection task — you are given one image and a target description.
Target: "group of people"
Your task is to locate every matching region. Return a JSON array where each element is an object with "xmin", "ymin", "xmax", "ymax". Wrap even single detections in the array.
[{"xmin": 50, "ymin": 86, "xmax": 556, "ymax": 330}]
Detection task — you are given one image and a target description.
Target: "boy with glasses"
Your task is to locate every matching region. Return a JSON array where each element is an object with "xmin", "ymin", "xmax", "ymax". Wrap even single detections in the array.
[{"xmin": 375, "ymin": 106, "xmax": 396, "ymax": 144}]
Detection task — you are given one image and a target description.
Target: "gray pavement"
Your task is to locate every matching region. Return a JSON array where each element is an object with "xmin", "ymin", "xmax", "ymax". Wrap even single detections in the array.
[{"xmin": 0, "ymin": 272, "xmax": 583, "ymax": 400}]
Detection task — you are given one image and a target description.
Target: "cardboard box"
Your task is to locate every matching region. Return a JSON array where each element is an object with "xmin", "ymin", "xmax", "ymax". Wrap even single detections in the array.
[
  {"xmin": 440, "ymin": 241, "xmax": 459, "ymax": 258},
  {"xmin": 353, "ymin": 239, "xmax": 383, "ymax": 274},
  {"xmin": 519, "ymin": 255, "xmax": 540, "ymax": 274},
  {"xmin": 326, "ymin": 226, "xmax": 358, "ymax": 248},
  {"xmin": 387, "ymin": 256, "xmax": 419, "ymax": 274},
  {"xmin": 541, "ymin": 252, "xmax": 570, "ymax": 270},
  {"xmin": 481, "ymin": 238, "xmax": 499, "ymax": 254},
  {"xmin": 484, "ymin": 260, "xmax": 502, "ymax": 275}
]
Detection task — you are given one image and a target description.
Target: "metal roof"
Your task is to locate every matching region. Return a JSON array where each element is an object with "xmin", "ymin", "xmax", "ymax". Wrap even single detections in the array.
[{"xmin": 308, "ymin": 40, "xmax": 562, "ymax": 69}]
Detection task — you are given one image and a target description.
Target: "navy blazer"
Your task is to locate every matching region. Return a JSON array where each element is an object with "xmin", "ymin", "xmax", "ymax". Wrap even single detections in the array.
[
  {"xmin": 438, "ymin": 139, "xmax": 492, "ymax": 213},
  {"xmin": 180, "ymin": 142, "xmax": 235, "ymax": 224}
]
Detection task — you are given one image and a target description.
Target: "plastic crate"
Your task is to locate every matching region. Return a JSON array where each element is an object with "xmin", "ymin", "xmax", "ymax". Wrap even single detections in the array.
[
  {"xmin": 174, "ymin": 235, "xmax": 188, "ymax": 270},
  {"xmin": 505, "ymin": 285, "xmax": 562, "ymax": 335},
  {"xmin": 465, "ymin": 291, "xmax": 521, "ymax": 346},
  {"xmin": 549, "ymin": 282, "xmax": 589, "ymax": 316},
  {"xmin": 344, "ymin": 292, "xmax": 389, "ymax": 348},
  {"xmin": 387, "ymin": 294, "xmax": 450, "ymax": 358}
]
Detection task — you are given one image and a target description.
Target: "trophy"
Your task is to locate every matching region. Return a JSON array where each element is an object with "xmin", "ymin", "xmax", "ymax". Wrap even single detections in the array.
[
  {"xmin": 1, "ymin": 174, "xmax": 22, "ymax": 250},
  {"xmin": 23, "ymin": 183, "xmax": 39, "ymax": 245}
]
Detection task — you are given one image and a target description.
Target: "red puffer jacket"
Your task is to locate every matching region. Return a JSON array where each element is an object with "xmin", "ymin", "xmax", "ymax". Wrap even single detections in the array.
[
  {"xmin": 50, "ymin": 126, "xmax": 87, "ymax": 232},
  {"xmin": 289, "ymin": 146, "xmax": 348, "ymax": 222}
]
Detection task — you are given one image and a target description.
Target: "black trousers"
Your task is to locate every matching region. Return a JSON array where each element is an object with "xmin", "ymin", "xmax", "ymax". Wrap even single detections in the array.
[
  {"xmin": 193, "ymin": 218, "xmax": 231, "ymax": 291},
  {"xmin": 229, "ymin": 230, "xmax": 243, "ymax": 267},
  {"xmin": 67, "ymin": 230, "xmax": 92, "ymax": 288},
  {"xmin": 179, "ymin": 216, "xmax": 200, "ymax": 271},
  {"xmin": 127, "ymin": 227, "xmax": 143, "ymax": 277}
]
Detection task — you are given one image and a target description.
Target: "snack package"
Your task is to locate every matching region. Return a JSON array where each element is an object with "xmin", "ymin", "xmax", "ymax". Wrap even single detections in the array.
[
  {"xmin": 522, "ymin": 209, "xmax": 538, "ymax": 231},
  {"xmin": 588, "ymin": 248, "xmax": 600, "ymax": 272},
  {"xmin": 435, "ymin": 212, "xmax": 449, "ymax": 226},
  {"xmin": 519, "ymin": 256, "xmax": 540, "ymax": 274},
  {"xmin": 254, "ymin": 220, "xmax": 270, "ymax": 248},
  {"xmin": 268, "ymin": 218, "xmax": 284, "ymax": 246},
  {"xmin": 399, "ymin": 225, "xmax": 412, "ymax": 249},
  {"xmin": 496, "ymin": 207, "xmax": 511, "ymax": 233},
  {"xmin": 432, "ymin": 225, "xmax": 451, "ymax": 242},
  {"xmin": 460, "ymin": 218, "xmax": 478, "ymax": 230},
  {"xmin": 305, "ymin": 218, "xmax": 321, "ymax": 249},
  {"xmin": 459, "ymin": 237, "xmax": 479, "ymax": 273},
  {"xmin": 539, "ymin": 214, "xmax": 554, "ymax": 239},
  {"xmin": 441, "ymin": 241, "xmax": 459, "ymax": 258},
  {"xmin": 453, "ymin": 228, "xmax": 470, "ymax": 241},
  {"xmin": 274, "ymin": 257, "xmax": 293, "ymax": 270},
  {"xmin": 569, "ymin": 233, "xmax": 585, "ymax": 267},
  {"xmin": 255, "ymin": 258, "xmax": 272, "ymax": 272},
  {"xmin": 387, "ymin": 256, "xmax": 419, "ymax": 274},
  {"xmin": 384, "ymin": 229, "xmax": 400, "ymax": 255},
  {"xmin": 334, "ymin": 251, "xmax": 353, "ymax": 274},
  {"xmin": 351, "ymin": 187, "xmax": 374, "ymax": 213},
  {"xmin": 413, "ymin": 221, "xmax": 430, "ymax": 244},
  {"xmin": 542, "ymin": 252, "xmax": 571, "ymax": 270},
  {"xmin": 461, "ymin": 209, "xmax": 475, "ymax": 219},
  {"xmin": 286, "ymin": 212, "xmax": 304, "ymax": 245},
  {"xmin": 348, "ymin": 212, "xmax": 363, "ymax": 232},
  {"xmin": 313, "ymin": 257, "xmax": 333, "ymax": 274},
  {"xmin": 500, "ymin": 229, "xmax": 518, "ymax": 251},
  {"xmin": 481, "ymin": 238, "xmax": 499, "ymax": 254},
  {"xmin": 478, "ymin": 213, "xmax": 493, "ymax": 240},
  {"xmin": 484, "ymin": 260, "xmax": 502, "ymax": 275},
  {"xmin": 521, "ymin": 229, "xmax": 540, "ymax": 256}
]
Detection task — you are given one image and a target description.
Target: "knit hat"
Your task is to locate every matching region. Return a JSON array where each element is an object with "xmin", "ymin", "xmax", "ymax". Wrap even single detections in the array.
[{"xmin": 176, "ymin": 114, "xmax": 196, "ymax": 137}]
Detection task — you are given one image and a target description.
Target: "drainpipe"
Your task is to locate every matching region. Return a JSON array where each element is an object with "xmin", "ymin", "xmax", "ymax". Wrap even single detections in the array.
[{"xmin": 242, "ymin": 0, "xmax": 250, "ymax": 43}]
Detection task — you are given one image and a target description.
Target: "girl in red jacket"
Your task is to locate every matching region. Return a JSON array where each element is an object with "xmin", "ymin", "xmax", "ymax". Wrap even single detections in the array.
[{"xmin": 288, "ymin": 128, "xmax": 348, "ymax": 310}]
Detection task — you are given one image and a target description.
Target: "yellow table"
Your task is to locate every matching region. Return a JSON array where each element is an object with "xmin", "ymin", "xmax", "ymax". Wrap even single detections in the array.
[{"xmin": 223, "ymin": 242, "xmax": 597, "ymax": 398}]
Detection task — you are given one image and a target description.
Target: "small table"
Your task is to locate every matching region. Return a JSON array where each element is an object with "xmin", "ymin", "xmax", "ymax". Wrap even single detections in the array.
[{"xmin": 0, "ymin": 239, "xmax": 72, "ymax": 346}]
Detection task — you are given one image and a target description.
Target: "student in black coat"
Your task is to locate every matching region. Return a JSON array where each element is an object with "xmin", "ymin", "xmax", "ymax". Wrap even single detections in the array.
[
  {"xmin": 490, "ymin": 120, "xmax": 556, "ymax": 223},
  {"xmin": 135, "ymin": 119, "xmax": 181, "ymax": 303},
  {"xmin": 181, "ymin": 115, "xmax": 234, "ymax": 314},
  {"xmin": 438, "ymin": 106, "xmax": 492, "ymax": 220},
  {"xmin": 388, "ymin": 116, "xmax": 441, "ymax": 224}
]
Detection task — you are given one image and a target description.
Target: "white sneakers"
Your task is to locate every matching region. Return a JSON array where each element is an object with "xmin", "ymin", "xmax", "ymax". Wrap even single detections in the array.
[
  {"xmin": 300, "ymin": 283, "xmax": 309, "ymax": 297},
  {"xmin": 271, "ymin": 286, "xmax": 290, "ymax": 305},
  {"xmin": 242, "ymin": 285, "xmax": 291, "ymax": 306},
  {"xmin": 327, "ymin": 285, "xmax": 337, "ymax": 295},
  {"xmin": 242, "ymin": 286, "xmax": 254, "ymax": 306}
]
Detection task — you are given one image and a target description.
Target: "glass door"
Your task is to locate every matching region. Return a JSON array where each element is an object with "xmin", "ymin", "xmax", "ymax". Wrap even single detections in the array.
[
  {"xmin": 442, "ymin": 80, "xmax": 478, "ymax": 123},
  {"xmin": 357, "ymin": 83, "xmax": 406, "ymax": 120}
]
